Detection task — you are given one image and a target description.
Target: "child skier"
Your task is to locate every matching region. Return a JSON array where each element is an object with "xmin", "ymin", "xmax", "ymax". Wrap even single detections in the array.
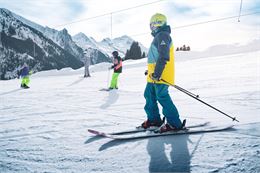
[
  {"xmin": 109, "ymin": 51, "xmax": 122, "ymax": 90},
  {"xmin": 19, "ymin": 63, "xmax": 31, "ymax": 89},
  {"xmin": 141, "ymin": 13, "xmax": 184, "ymax": 133}
]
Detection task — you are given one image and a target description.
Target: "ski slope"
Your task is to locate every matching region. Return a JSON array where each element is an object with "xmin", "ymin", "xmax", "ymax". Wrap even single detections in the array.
[{"xmin": 0, "ymin": 50, "xmax": 260, "ymax": 173}]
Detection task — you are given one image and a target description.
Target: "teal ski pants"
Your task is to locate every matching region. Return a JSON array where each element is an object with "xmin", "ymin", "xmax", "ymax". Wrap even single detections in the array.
[{"xmin": 144, "ymin": 83, "xmax": 182, "ymax": 128}]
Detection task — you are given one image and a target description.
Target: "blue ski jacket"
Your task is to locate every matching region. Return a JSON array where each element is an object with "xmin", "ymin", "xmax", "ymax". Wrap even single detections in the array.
[
  {"xmin": 147, "ymin": 25, "xmax": 175, "ymax": 85},
  {"xmin": 20, "ymin": 66, "xmax": 29, "ymax": 77}
]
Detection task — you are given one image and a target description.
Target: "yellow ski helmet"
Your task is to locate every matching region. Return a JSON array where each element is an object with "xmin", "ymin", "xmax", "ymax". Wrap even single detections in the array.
[{"xmin": 150, "ymin": 13, "xmax": 167, "ymax": 31}]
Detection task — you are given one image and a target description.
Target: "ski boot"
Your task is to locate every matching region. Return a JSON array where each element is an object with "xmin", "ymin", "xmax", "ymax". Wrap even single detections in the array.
[
  {"xmin": 23, "ymin": 84, "xmax": 30, "ymax": 89},
  {"xmin": 155, "ymin": 119, "xmax": 186, "ymax": 133},
  {"xmin": 140, "ymin": 118, "xmax": 164, "ymax": 129}
]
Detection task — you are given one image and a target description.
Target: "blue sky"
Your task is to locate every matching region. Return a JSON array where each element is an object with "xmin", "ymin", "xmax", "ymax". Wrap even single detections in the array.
[{"xmin": 0, "ymin": 0, "xmax": 259, "ymax": 50}]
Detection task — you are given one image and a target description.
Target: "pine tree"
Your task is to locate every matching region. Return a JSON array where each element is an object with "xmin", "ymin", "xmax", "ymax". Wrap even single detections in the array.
[
  {"xmin": 142, "ymin": 52, "xmax": 146, "ymax": 58},
  {"xmin": 125, "ymin": 49, "xmax": 130, "ymax": 60},
  {"xmin": 125, "ymin": 41, "xmax": 143, "ymax": 60},
  {"xmin": 183, "ymin": 45, "xmax": 186, "ymax": 51}
]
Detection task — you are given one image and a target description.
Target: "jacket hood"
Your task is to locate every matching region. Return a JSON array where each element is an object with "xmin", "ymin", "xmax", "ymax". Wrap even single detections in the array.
[{"xmin": 151, "ymin": 25, "xmax": 171, "ymax": 37}]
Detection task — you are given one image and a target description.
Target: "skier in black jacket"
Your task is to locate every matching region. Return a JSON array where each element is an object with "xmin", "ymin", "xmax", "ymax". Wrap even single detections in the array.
[{"xmin": 109, "ymin": 51, "xmax": 122, "ymax": 90}]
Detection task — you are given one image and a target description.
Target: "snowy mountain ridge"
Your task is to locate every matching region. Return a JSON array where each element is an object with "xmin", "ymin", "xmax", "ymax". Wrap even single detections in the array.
[
  {"xmin": 0, "ymin": 8, "xmax": 84, "ymax": 80},
  {"xmin": 1, "ymin": 8, "xmax": 147, "ymax": 59},
  {"xmin": 1, "ymin": 8, "xmax": 82, "ymax": 60},
  {"xmin": 72, "ymin": 33, "xmax": 148, "ymax": 58},
  {"xmin": 0, "ymin": 8, "xmax": 147, "ymax": 80}
]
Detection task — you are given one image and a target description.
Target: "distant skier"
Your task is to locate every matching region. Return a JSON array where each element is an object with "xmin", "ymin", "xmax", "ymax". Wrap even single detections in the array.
[
  {"xmin": 83, "ymin": 50, "xmax": 91, "ymax": 78},
  {"xmin": 18, "ymin": 63, "xmax": 31, "ymax": 89},
  {"xmin": 108, "ymin": 51, "xmax": 122, "ymax": 90},
  {"xmin": 141, "ymin": 13, "xmax": 184, "ymax": 133}
]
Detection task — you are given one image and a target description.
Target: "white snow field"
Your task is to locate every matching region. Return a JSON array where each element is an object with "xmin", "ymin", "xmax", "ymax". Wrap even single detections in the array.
[{"xmin": 0, "ymin": 50, "xmax": 260, "ymax": 173}]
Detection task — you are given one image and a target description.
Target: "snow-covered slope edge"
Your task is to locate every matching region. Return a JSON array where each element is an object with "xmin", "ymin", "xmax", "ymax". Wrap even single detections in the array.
[{"xmin": 0, "ymin": 50, "xmax": 259, "ymax": 172}]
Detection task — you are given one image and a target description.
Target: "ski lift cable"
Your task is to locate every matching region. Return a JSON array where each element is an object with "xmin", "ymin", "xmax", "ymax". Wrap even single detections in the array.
[
  {"xmin": 174, "ymin": 12, "xmax": 258, "ymax": 29},
  {"xmin": 54, "ymin": 0, "xmax": 166, "ymax": 28},
  {"xmin": 129, "ymin": 12, "xmax": 260, "ymax": 37}
]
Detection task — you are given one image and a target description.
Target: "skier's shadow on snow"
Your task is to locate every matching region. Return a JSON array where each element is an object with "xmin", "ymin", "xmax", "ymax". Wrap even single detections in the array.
[
  {"xmin": 98, "ymin": 135, "xmax": 192, "ymax": 172},
  {"xmin": 100, "ymin": 90, "xmax": 119, "ymax": 109},
  {"xmin": 147, "ymin": 135, "xmax": 191, "ymax": 173},
  {"xmin": 0, "ymin": 88, "xmax": 21, "ymax": 96},
  {"xmin": 67, "ymin": 77, "xmax": 84, "ymax": 87}
]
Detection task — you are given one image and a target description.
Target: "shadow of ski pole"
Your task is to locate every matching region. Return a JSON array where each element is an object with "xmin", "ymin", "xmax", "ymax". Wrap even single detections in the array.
[
  {"xmin": 67, "ymin": 77, "xmax": 84, "ymax": 87},
  {"xmin": 0, "ymin": 88, "xmax": 21, "ymax": 96}
]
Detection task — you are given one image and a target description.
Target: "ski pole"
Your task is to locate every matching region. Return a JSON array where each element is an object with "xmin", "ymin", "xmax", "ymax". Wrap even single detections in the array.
[
  {"xmin": 174, "ymin": 84, "xmax": 199, "ymax": 98},
  {"xmin": 107, "ymin": 68, "xmax": 111, "ymax": 88},
  {"xmin": 161, "ymin": 79, "xmax": 239, "ymax": 122}
]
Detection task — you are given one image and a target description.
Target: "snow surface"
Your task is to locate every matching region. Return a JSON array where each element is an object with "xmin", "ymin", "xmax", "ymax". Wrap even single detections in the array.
[{"xmin": 0, "ymin": 50, "xmax": 260, "ymax": 173}]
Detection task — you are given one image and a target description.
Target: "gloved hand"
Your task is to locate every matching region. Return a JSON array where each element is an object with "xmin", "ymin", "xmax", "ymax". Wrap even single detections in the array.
[
  {"xmin": 144, "ymin": 70, "xmax": 148, "ymax": 76},
  {"xmin": 150, "ymin": 73, "xmax": 160, "ymax": 81}
]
